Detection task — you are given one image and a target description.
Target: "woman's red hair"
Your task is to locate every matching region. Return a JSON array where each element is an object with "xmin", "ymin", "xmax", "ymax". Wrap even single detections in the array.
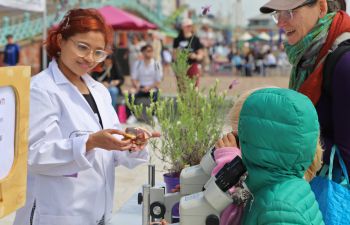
[{"xmin": 46, "ymin": 8, "xmax": 113, "ymax": 59}]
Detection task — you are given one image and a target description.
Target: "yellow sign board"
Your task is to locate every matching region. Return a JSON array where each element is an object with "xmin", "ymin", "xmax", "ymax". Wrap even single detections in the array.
[{"xmin": 0, "ymin": 66, "xmax": 30, "ymax": 218}]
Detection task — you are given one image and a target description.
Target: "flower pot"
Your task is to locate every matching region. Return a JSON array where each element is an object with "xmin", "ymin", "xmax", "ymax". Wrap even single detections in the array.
[{"xmin": 163, "ymin": 172, "xmax": 180, "ymax": 222}]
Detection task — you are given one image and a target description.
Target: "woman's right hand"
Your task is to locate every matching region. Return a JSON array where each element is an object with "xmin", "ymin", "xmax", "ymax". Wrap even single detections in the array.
[{"xmin": 86, "ymin": 129, "xmax": 133, "ymax": 152}]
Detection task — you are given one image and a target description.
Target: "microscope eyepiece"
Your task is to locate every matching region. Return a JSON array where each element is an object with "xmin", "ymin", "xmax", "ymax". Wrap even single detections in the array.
[{"xmin": 215, "ymin": 156, "xmax": 246, "ymax": 192}]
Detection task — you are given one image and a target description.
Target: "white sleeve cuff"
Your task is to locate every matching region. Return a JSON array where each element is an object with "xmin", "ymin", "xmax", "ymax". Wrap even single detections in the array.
[{"xmin": 73, "ymin": 134, "xmax": 92, "ymax": 169}]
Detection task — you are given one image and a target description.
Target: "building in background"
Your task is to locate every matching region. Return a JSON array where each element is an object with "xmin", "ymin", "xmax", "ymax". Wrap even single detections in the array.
[
  {"xmin": 247, "ymin": 14, "xmax": 277, "ymax": 33},
  {"xmin": 138, "ymin": 0, "xmax": 176, "ymax": 16},
  {"xmin": 232, "ymin": 0, "xmax": 244, "ymax": 28}
]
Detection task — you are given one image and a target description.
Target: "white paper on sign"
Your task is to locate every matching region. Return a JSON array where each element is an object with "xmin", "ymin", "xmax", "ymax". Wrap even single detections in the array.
[{"xmin": 0, "ymin": 86, "xmax": 16, "ymax": 180}]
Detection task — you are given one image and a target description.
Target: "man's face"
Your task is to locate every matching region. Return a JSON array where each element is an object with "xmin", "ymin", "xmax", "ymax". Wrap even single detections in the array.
[
  {"xmin": 143, "ymin": 47, "xmax": 153, "ymax": 59},
  {"xmin": 7, "ymin": 37, "xmax": 14, "ymax": 44}
]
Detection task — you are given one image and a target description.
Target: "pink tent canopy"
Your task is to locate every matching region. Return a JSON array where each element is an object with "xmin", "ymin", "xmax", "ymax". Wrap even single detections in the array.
[{"xmin": 98, "ymin": 5, "xmax": 157, "ymax": 30}]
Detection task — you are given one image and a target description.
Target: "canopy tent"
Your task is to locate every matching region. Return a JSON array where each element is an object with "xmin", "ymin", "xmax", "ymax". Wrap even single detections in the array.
[
  {"xmin": 257, "ymin": 32, "xmax": 271, "ymax": 41},
  {"xmin": 239, "ymin": 32, "xmax": 252, "ymax": 41},
  {"xmin": 0, "ymin": 0, "xmax": 45, "ymax": 12},
  {"xmin": 98, "ymin": 6, "xmax": 157, "ymax": 30},
  {"xmin": 272, "ymin": 33, "xmax": 286, "ymax": 41}
]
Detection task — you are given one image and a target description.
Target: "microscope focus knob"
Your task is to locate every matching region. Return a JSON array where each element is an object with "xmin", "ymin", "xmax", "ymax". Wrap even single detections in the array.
[
  {"xmin": 150, "ymin": 201, "xmax": 166, "ymax": 219},
  {"xmin": 137, "ymin": 193, "xmax": 143, "ymax": 205},
  {"xmin": 206, "ymin": 214, "xmax": 219, "ymax": 225}
]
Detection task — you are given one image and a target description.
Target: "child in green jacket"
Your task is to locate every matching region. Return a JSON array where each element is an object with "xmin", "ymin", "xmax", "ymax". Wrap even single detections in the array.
[{"xmin": 239, "ymin": 88, "xmax": 324, "ymax": 225}]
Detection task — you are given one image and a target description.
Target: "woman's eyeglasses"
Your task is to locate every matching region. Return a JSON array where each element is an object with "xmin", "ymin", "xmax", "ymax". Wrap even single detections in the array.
[
  {"xmin": 271, "ymin": 0, "xmax": 317, "ymax": 24},
  {"xmin": 69, "ymin": 38, "xmax": 108, "ymax": 63}
]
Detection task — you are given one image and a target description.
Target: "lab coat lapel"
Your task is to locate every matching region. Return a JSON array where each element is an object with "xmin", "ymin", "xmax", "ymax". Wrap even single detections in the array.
[{"xmin": 49, "ymin": 60, "xmax": 102, "ymax": 130}]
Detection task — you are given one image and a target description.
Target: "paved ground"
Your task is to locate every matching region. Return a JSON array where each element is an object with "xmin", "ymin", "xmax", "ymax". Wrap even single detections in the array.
[
  {"xmin": 0, "ymin": 71, "xmax": 289, "ymax": 224},
  {"xmin": 126, "ymin": 68, "xmax": 290, "ymax": 96}
]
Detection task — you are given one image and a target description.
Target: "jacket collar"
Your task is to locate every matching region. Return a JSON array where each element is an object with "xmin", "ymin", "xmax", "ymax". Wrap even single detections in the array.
[
  {"xmin": 50, "ymin": 59, "xmax": 97, "ymax": 88},
  {"xmin": 299, "ymin": 11, "xmax": 350, "ymax": 105}
]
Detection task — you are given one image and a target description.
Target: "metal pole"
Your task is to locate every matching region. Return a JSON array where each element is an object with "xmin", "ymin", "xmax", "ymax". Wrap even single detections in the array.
[
  {"xmin": 142, "ymin": 184, "xmax": 151, "ymax": 225},
  {"xmin": 148, "ymin": 164, "xmax": 155, "ymax": 187},
  {"xmin": 42, "ymin": 3, "xmax": 48, "ymax": 69}
]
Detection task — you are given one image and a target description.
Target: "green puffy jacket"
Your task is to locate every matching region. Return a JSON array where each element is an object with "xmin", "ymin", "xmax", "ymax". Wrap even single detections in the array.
[{"xmin": 239, "ymin": 88, "xmax": 324, "ymax": 225}]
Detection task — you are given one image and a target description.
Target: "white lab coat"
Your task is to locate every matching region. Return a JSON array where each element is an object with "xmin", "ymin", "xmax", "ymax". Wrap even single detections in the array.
[{"xmin": 14, "ymin": 60, "xmax": 149, "ymax": 225}]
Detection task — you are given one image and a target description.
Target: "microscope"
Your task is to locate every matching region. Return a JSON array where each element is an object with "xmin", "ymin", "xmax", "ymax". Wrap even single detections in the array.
[
  {"xmin": 139, "ymin": 153, "xmax": 246, "ymax": 225},
  {"xmin": 179, "ymin": 156, "xmax": 246, "ymax": 225},
  {"xmin": 180, "ymin": 147, "xmax": 217, "ymax": 195},
  {"xmin": 138, "ymin": 147, "xmax": 217, "ymax": 224}
]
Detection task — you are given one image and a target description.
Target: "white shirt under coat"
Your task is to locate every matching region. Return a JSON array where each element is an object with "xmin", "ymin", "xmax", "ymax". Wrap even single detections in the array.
[
  {"xmin": 14, "ymin": 60, "xmax": 149, "ymax": 225},
  {"xmin": 131, "ymin": 58, "xmax": 163, "ymax": 87}
]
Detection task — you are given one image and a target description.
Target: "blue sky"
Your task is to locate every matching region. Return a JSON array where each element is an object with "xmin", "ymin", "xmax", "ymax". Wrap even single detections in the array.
[
  {"xmin": 186, "ymin": 0, "xmax": 350, "ymax": 23},
  {"xmin": 185, "ymin": 0, "xmax": 269, "ymax": 22}
]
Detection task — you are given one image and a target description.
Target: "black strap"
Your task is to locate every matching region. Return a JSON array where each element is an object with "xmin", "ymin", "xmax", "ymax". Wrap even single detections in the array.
[
  {"xmin": 30, "ymin": 200, "xmax": 36, "ymax": 225},
  {"xmin": 83, "ymin": 93, "xmax": 103, "ymax": 128},
  {"xmin": 322, "ymin": 40, "xmax": 350, "ymax": 98}
]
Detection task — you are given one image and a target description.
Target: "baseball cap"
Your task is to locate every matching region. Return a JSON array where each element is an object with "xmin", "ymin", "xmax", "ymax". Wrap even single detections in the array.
[
  {"xmin": 260, "ymin": 0, "xmax": 309, "ymax": 13},
  {"xmin": 182, "ymin": 18, "xmax": 193, "ymax": 27}
]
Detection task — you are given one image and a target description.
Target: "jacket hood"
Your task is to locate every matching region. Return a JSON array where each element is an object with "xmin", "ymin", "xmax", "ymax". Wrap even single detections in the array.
[{"xmin": 238, "ymin": 88, "xmax": 319, "ymax": 193}]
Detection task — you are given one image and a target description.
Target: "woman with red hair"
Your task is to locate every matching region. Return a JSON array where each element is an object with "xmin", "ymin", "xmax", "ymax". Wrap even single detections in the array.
[{"xmin": 14, "ymin": 8, "xmax": 150, "ymax": 225}]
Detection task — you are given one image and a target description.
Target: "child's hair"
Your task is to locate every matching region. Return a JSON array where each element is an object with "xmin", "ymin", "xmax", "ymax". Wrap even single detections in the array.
[
  {"xmin": 229, "ymin": 87, "xmax": 323, "ymax": 180},
  {"xmin": 304, "ymin": 141, "xmax": 323, "ymax": 181},
  {"xmin": 229, "ymin": 87, "xmax": 276, "ymax": 132}
]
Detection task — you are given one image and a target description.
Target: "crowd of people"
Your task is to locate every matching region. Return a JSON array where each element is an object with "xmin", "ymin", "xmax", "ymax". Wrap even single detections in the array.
[
  {"xmin": 6, "ymin": 0, "xmax": 350, "ymax": 224},
  {"xmin": 83, "ymin": 15, "xmax": 293, "ymax": 125}
]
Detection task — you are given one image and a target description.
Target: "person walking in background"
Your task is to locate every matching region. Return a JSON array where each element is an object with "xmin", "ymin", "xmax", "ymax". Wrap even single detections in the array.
[
  {"xmin": 259, "ymin": 0, "xmax": 350, "ymax": 177},
  {"xmin": 173, "ymin": 18, "xmax": 204, "ymax": 87},
  {"xmin": 13, "ymin": 8, "xmax": 152, "ymax": 225},
  {"xmin": 147, "ymin": 31, "xmax": 162, "ymax": 63},
  {"xmin": 128, "ymin": 34, "xmax": 144, "ymax": 72},
  {"xmin": 161, "ymin": 46, "xmax": 173, "ymax": 76},
  {"xmin": 244, "ymin": 50, "xmax": 255, "ymax": 76},
  {"xmin": 3, "ymin": 34, "xmax": 20, "ymax": 66},
  {"xmin": 198, "ymin": 19, "xmax": 215, "ymax": 73}
]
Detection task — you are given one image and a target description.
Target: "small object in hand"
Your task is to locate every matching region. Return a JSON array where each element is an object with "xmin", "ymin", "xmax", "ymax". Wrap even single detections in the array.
[
  {"xmin": 125, "ymin": 127, "xmax": 161, "ymax": 146},
  {"xmin": 122, "ymin": 132, "xmax": 136, "ymax": 140}
]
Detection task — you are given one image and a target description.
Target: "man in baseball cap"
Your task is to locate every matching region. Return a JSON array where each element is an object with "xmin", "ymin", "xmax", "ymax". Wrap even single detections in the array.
[
  {"xmin": 260, "ymin": 0, "xmax": 317, "ymax": 13},
  {"xmin": 181, "ymin": 18, "xmax": 193, "ymax": 27}
]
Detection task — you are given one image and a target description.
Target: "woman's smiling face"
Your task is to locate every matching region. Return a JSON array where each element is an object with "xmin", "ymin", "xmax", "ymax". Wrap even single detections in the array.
[
  {"xmin": 276, "ymin": 1, "xmax": 323, "ymax": 45},
  {"xmin": 58, "ymin": 31, "xmax": 106, "ymax": 76}
]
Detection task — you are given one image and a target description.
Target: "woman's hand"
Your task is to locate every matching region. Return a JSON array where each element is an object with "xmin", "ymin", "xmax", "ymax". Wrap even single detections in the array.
[
  {"xmin": 215, "ymin": 132, "xmax": 238, "ymax": 149},
  {"xmin": 86, "ymin": 129, "xmax": 133, "ymax": 152}
]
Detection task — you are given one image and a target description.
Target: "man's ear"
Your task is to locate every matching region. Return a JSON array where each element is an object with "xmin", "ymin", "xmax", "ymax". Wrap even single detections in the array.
[{"xmin": 319, "ymin": 0, "xmax": 328, "ymax": 18}]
